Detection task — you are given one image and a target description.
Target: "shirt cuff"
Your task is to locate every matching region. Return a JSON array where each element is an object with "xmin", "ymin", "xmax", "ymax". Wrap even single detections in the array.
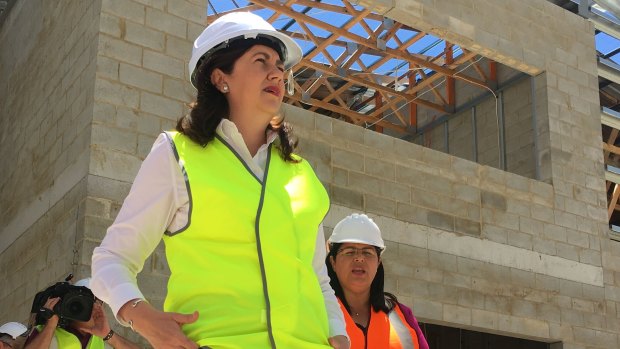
[
  {"xmin": 107, "ymin": 282, "xmax": 146, "ymax": 326},
  {"xmin": 328, "ymin": 317, "xmax": 348, "ymax": 338}
]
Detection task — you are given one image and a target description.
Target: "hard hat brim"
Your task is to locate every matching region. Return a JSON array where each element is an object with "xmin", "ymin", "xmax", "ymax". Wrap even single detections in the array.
[
  {"xmin": 0, "ymin": 322, "xmax": 27, "ymax": 339},
  {"xmin": 328, "ymin": 238, "xmax": 385, "ymax": 250}
]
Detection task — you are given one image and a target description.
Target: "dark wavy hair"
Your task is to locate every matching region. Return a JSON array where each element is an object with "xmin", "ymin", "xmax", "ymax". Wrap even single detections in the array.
[
  {"xmin": 326, "ymin": 243, "xmax": 398, "ymax": 314},
  {"xmin": 177, "ymin": 37, "xmax": 299, "ymax": 162}
]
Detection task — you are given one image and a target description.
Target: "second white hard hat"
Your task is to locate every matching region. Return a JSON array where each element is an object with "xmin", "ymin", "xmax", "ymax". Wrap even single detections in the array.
[
  {"xmin": 0, "ymin": 322, "xmax": 27, "ymax": 339},
  {"xmin": 328, "ymin": 213, "xmax": 385, "ymax": 250},
  {"xmin": 189, "ymin": 11, "xmax": 303, "ymax": 88},
  {"xmin": 74, "ymin": 278, "xmax": 91, "ymax": 288}
]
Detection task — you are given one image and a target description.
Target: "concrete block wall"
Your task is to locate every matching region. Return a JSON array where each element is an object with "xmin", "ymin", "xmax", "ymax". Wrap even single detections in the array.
[
  {"xmin": 377, "ymin": 0, "xmax": 614, "ymax": 347},
  {"xmin": 412, "ymin": 53, "xmax": 540, "ymax": 180},
  {"xmin": 82, "ymin": 0, "xmax": 207, "ymax": 344},
  {"xmin": 503, "ymin": 77, "xmax": 536, "ymax": 179},
  {"xmin": 286, "ymin": 103, "xmax": 610, "ymax": 347},
  {"xmin": 425, "ymin": 76, "xmax": 538, "ymax": 179},
  {"xmin": 447, "ymin": 110, "xmax": 475, "ymax": 162},
  {"xmin": 0, "ymin": 0, "xmax": 100, "ymax": 323}
]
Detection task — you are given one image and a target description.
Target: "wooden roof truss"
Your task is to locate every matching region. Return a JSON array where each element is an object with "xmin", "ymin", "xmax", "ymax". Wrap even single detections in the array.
[{"xmin": 207, "ymin": 0, "xmax": 497, "ymax": 136}]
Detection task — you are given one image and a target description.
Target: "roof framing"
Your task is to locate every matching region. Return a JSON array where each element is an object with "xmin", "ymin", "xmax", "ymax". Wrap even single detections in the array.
[{"xmin": 207, "ymin": 0, "xmax": 498, "ymax": 136}]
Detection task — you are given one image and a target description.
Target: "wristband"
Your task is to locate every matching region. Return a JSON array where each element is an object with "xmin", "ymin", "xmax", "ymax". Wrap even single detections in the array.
[
  {"xmin": 131, "ymin": 299, "xmax": 145, "ymax": 308},
  {"xmin": 38, "ymin": 308, "xmax": 55, "ymax": 322},
  {"xmin": 103, "ymin": 329, "xmax": 114, "ymax": 341}
]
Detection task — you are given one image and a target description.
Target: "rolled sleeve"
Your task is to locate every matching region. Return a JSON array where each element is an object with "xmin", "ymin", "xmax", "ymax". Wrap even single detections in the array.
[
  {"xmin": 313, "ymin": 224, "xmax": 348, "ymax": 338},
  {"xmin": 91, "ymin": 133, "xmax": 184, "ymax": 322}
]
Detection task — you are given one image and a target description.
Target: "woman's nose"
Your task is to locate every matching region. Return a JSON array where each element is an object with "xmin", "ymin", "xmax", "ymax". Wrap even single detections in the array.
[{"xmin": 267, "ymin": 65, "xmax": 284, "ymax": 81}]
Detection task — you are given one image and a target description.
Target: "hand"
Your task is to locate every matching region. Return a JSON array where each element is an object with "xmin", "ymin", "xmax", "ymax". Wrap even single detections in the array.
[
  {"xmin": 119, "ymin": 300, "xmax": 199, "ymax": 349},
  {"xmin": 76, "ymin": 302, "xmax": 111, "ymax": 338},
  {"xmin": 42, "ymin": 297, "xmax": 60, "ymax": 327},
  {"xmin": 43, "ymin": 297, "xmax": 60, "ymax": 313},
  {"xmin": 328, "ymin": 335, "xmax": 350, "ymax": 349}
]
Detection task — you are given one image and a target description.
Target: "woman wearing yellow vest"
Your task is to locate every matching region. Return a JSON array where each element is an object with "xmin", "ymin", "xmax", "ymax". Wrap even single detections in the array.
[
  {"xmin": 326, "ymin": 214, "xmax": 429, "ymax": 349},
  {"xmin": 91, "ymin": 11, "xmax": 348, "ymax": 349},
  {"xmin": 23, "ymin": 279, "xmax": 139, "ymax": 349}
]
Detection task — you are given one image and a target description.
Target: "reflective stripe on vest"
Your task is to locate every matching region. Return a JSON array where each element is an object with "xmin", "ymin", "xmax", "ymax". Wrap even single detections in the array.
[
  {"xmin": 388, "ymin": 307, "xmax": 418, "ymax": 349},
  {"xmin": 162, "ymin": 132, "xmax": 331, "ymax": 349},
  {"xmin": 339, "ymin": 299, "xmax": 419, "ymax": 349}
]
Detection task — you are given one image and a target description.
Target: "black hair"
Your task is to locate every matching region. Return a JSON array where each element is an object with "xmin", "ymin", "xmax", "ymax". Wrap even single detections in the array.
[
  {"xmin": 326, "ymin": 243, "xmax": 398, "ymax": 315},
  {"xmin": 177, "ymin": 36, "xmax": 299, "ymax": 162}
]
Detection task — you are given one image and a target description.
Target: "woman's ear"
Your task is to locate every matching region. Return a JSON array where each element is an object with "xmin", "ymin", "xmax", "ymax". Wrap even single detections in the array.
[
  {"xmin": 329, "ymin": 255, "xmax": 336, "ymax": 269},
  {"xmin": 211, "ymin": 68, "xmax": 226, "ymax": 89}
]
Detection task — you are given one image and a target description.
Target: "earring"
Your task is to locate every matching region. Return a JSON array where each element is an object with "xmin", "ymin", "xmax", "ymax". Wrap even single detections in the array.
[
  {"xmin": 286, "ymin": 70, "xmax": 295, "ymax": 96},
  {"xmin": 222, "ymin": 84, "xmax": 229, "ymax": 93}
]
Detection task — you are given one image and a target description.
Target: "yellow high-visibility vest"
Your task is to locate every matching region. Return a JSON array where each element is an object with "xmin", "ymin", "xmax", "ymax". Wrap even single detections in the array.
[
  {"xmin": 35, "ymin": 326, "xmax": 103, "ymax": 349},
  {"xmin": 163, "ymin": 131, "xmax": 331, "ymax": 349}
]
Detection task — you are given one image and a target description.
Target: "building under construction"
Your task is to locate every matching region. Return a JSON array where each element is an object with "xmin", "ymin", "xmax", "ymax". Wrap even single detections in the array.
[{"xmin": 1, "ymin": 0, "xmax": 620, "ymax": 347}]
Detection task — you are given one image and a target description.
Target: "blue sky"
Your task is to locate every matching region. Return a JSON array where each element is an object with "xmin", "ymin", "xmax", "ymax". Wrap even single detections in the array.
[
  {"xmin": 207, "ymin": 1, "xmax": 455, "ymax": 78},
  {"xmin": 596, "ymin": 32, "xmax": 620, "ymax": 63},
  {"xmin": 208, "ymin": 1, "xmax": 620, "ymax": 66}
]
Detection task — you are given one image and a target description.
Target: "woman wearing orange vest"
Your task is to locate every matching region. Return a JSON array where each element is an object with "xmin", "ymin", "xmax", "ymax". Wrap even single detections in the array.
[
  {"xmin": 91, "ymin": 11, "xmax": 348, "ymax": 349},
  {"xmin": 326, "ymin": 214, "xmax": 429, "ymax": 349}
]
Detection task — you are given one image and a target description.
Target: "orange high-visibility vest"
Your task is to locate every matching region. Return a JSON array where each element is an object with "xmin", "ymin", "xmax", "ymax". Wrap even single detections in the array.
[{"xmin": 339, "ymin": 299, "xmax": 419, "ymax": 349}]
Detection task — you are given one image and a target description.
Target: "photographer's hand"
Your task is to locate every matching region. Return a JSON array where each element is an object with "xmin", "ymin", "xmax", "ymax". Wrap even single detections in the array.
[
  {"xmin": 77, "ymin": 302, "xmax": 141, "ymax": 349},
  {"xmin": 119, "ymin": 299, "xmax": 199, "ymax": 349},
  {"xmin": 77, "ymin": 302, "xmax": 110, "ymax": 338},
  {"xmin": 41, "ymin": 297, "xmax": 60, "ymax": 328},
  {"xmin": 23, "ymin": 298, "xmax": 60, "ymax": 349}
]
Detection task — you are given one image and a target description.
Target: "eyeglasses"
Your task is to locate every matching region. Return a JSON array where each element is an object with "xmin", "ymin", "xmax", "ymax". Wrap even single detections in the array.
[{"xmin": 337, "ymin": 247, "xmax": 378, "ymax": 259}]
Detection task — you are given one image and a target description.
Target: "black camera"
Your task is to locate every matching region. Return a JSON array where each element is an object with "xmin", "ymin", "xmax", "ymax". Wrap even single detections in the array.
[{"xmin": 31, "ymin": 279, "xmax": 95, "ymax": 327}]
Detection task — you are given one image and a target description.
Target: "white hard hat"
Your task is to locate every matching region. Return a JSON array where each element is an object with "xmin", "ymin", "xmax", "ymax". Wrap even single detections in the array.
[
  {"xmin": 328, "ymin": 213, "xmax": 385, "ymax": 250},
  {"xmin": 0, "ymin": 322, "xmax": 27, "ymax": 339},
  {"xmin": 189, "ymin": 11, "xmax": 303, "ymax": 88},
  {"xmin": 74, "ymin": 278, "xmax": 91, "ymax": 288}
]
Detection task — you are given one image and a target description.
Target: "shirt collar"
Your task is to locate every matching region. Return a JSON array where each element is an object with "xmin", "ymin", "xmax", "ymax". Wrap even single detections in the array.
[{"xmin": 216, "ymin": 118, "xmax": 278, "ymax": 147}]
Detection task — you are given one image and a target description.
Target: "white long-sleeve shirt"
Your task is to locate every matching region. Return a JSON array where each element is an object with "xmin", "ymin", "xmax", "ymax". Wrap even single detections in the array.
[{"xmin": 91, "ymin": 119, "xmax": 346, "ymax": 338}]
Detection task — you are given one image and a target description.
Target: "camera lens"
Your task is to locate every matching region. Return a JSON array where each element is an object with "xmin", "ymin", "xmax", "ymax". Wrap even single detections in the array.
[
  {"xmin": 67, "ymin": 299, "xmax": 85, "ymax": 314},
  {"xmin": 60, "ymin": 292, "xmax": 93, "ymax": 322}
]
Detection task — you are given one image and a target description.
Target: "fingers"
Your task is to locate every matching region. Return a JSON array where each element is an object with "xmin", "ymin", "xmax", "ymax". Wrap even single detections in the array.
[
  {"xmin": 132, "ymin": 309, "xmax": 199, "ymax": 349},
  {"xmin": 44, "ymin": 297, "xmax": 60, "ymax": 309},
  {"xmin": 173, "ymin": 336, "xmax": 199, "ymax": 349},
  {"xmin": 97, "ymin": 304, "xmax": 109, "ymax": 321},
  {"xmin": 153, "ymin": 331, "xmax": 198, "ymax": 349},
  {"xmin": 167, "ymin": 312, "xmax": 199, "ymax": 348},
  {"xmin": 172, "ymin": 311, "xmax": 199, "ymax": 325},
  {"xmin": 328, "ymin": 335, "xmax": 350, "ymax": 349},
  {"xmin": 93, "ymin": 303, "xmax": 105, "ymax": 317},
  {"xmin": 41, "ymin": 297, "xmax": 61, "ymax": 325}
]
